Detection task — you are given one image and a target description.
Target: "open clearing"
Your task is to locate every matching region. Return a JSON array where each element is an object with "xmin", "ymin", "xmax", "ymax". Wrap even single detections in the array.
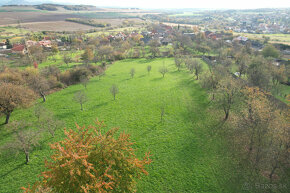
[{"xmin": 0, "ymin": 58, "xmax": 239, "ymax": 193}]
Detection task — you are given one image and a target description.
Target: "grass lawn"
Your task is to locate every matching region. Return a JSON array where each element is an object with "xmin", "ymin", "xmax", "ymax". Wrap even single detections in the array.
[
  {"xmin": 0, "ymin": 58, "xmax": 241, "ymax": 192},
  {"xmin": 272, "ymin": 83, "xmax": 290, "ymax": 104},
  {"xmin": 38, "ymin": 50, "xmax": 84, "ymax": 71}
]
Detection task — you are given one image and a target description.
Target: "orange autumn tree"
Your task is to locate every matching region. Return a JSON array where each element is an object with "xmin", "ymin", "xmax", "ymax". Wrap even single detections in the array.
[{"xmin": 22, "ymin": 120, "xmax": 151, "ymax": 193}]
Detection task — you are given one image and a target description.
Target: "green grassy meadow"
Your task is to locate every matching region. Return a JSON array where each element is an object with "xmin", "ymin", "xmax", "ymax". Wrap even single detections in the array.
[
  {"xmin": 0, "ymin": 58, "xmax": 240, "ymax": 192},
  {"xmin": 234, "ymin": 33, "xmax": 290, "ymax": 45}
]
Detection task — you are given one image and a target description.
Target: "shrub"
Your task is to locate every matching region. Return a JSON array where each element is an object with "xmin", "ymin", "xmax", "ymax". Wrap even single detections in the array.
[{"xmin": 22, "ymin": 120, "xmax": 151, "ymax": 192}]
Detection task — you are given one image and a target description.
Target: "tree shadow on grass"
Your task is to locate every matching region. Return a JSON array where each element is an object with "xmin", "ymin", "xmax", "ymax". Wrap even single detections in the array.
[
  {"xmin": 138, "ymin": 122, "xmax": 161, "ymax": 138},
  {"xmin": 169, "ymin": 70, "xmax": 180, "ymax": 75},
  {"xmin": 0, "ymin": 162, "xmax": 26, "ymax": 179},
  {"xmin": 139, "ymin": 74, "xmax": 146, "ymax": 78},
  {"xmin": 120, "ymin": 78, "xmax": 131, "ymax": 82},
  {"xmin": 92, "ymin": 101, "xmax": 109, "ymax": 109},
  {"xmin": 61, "ymin": 89, "xmax": 78, "ymax": 96},
  {"xmin": 0, "ymin": 129, "xmax": 14, "ymax": 142},
  {"xmin": 173, "ymin": 77, "xmax": 244, "ymax": 192},
  {"xmin": 137, "ymin": 59, "xmax": 153, "ymax": 64},
  {"xmin": 151, "ymin": 77, "xmax": 163, "ymax": 82},
  {"xmin": 56, "ymin": 111, "xmax": 76, "ymax": 120}
]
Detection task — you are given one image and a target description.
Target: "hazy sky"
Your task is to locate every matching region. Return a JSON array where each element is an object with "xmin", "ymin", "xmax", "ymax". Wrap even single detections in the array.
[{"xmin": 49, "ymin": 0, "xmax": 290, "ymax": 9}]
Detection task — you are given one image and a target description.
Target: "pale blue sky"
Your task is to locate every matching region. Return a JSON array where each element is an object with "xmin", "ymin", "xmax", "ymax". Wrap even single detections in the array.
[{"xmin": 48, "ymin": 0, "xmax": 290, "ymax": 9}]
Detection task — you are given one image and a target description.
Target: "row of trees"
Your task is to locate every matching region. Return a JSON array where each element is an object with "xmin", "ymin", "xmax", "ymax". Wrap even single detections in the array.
[
  {"xmin": 0, "ymin": 62, "xmax": 106, "ymax": 124},
  {"xmin": 195, "ymin": 36, "xmax": 289, "ymax": 187},
  {"xmin": 1, "ymin": 105, "xmax": 63, "ymax": 164}
]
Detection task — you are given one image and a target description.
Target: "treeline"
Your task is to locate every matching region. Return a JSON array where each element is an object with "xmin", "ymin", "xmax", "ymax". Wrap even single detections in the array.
[
  {"xmin": 35, "ymin": 4, "xmax": 57, "ymax": 11},
  {"xmin": 164, "ymin": 25, "xmax": 289, "ymax": 188},
  {"xmin": 0, "ymin": 63, "xmax": 106, "ymax": 124},
  {"xmin": 200, "ymin": 62, "xmax": 289, "ymax": 187},
  {"xmin": 66, "ymin": 18, "xmax": 110, "ymax": 28},
  {"xmin": 63, "ymin": 5, "xmax": 95, "ymax": 11}
]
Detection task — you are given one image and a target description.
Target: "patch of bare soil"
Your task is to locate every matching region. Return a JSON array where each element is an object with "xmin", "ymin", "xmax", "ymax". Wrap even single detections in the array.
[{"xmin": 0, "ymin": 12, "xmax": 86, "ymax": 25}]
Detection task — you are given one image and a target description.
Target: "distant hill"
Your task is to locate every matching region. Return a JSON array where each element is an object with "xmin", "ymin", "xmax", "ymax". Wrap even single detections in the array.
[{"xmin": 0, "ymin": 0, "xmax": 54, "ymax": 6}]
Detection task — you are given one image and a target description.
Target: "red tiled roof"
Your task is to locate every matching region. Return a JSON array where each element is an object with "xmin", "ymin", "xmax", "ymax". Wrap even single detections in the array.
[
  {"xmin": 12, "ymin": 44, "xmax": 25, "ymax": 52},
  {"xmin": 38, "ymin": 40, "xmax": 51, "ymax": 46},
  {"xmin": 43, "ymin": 37, "xmax": 51, "ymax": 40}
]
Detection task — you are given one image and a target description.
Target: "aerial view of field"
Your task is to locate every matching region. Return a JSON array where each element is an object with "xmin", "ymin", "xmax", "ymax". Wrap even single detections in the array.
[
  {"xmin": 0, "ymin": 1, "xmax": 289, "ymax": 193},
  {"xmin": 0, "ymin": 58, "xmax": 240, "ymax": 192}
]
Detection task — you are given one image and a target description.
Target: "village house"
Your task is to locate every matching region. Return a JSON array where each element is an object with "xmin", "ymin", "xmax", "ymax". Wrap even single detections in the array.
[
  {"xmin": 207, "ymin": 32, "xmax": 217, "ymax": 40},
  {"xmin": 38, "ymin": 40, "xmax": 52, "ymax": 48},
  {"xmin": 26, "ymin": 40, "xmax": 38, "ymax": 47},
  {"xmin": 0, "ymin": 42, "xmax": 7, "ymax": 49},
  {"xmin": 232, "ymin": 36, "xmax": 248, "ymax": 44},
  {"xmin": 115, "ymin": 32, "xmax": 127, "ymax": 40},
  {"xmin": 11, "ymin": 44, "xmax": 26, "ymax": 55},
  {"xmin": 161, "ymin": 37, "xmax": 172, "ymax": 46}
]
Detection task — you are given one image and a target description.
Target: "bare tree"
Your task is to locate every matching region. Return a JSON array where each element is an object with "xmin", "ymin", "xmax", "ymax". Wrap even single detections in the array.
[
  {"xmin": 159, "ymin": 66, "xmax": 168, "ymax": 78},
  {"xmin": 216, "ymin": 76, "xmax": 242, "ymax": 120},
  {"xmin": 192, "ymin": 59, "xmax": 203, "ymax": 80},
  {"xmin": 39, "ymin": 115, "xmax": 64, "ymax": 138},
  {"xmin": 188, "ymin": 63, "xmax": 194, "ymax": 74},
  {"xmin": 80, "ymin": 75, "xmax": 89, "ymax": 89},
  {"xmin": 130, "ymin": 68, "xmax": 135, "ymax": 78},
  {"xmin": 63, "ymin": 54, "xmax": 72, "ymax": 67},
  {"xmin": 147, "ymin": 65, "xmax": 152, "ymax": 75},
  {"xmin": 174, "ymin": 57, "xmax": 182, "ymax": 71},
  {"xmin": 1, "ymin": 121, "xmax": 41, "ymax": 164},
  {"xmin": 34, "ymin": 104, "xmax": 49, "ymax": 122},
  {"xmin": 148, "ymin": 39, "xmax": 160, "ymax": 58},
  {"xmin": 73, "ymin": 90, "xmax": 88, "ymax": 111},
  {"xmin": 27, "ymin": 74, "xmax": 50, "ymax": 102},
  {"xmin": 110, "ymin": 84, "xmax": 119, "ymax": 100}
]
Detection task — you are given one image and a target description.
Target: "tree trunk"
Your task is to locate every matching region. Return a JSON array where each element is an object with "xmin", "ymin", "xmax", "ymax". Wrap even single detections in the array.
[
  {"xmin": 5, "ymin": 112, "xmax": 11, "ymax": 124},
  {"xmin": 25, "ymin": 153, "xmax": 29, "ymax": 164},
  {"xmin": 41, "ymin": 92, "xmax": 46, "ymax": 102},
  {"xmin": 81, "ymin": 103, "xmax": 83, "ymax": 111},
  {"xmin": 224, "ymin": 112, "xmax": 229, "ymax": 120},
  {"xmin": 224, "ymin": 107, "xmax": 229, "ymax": 120},
  {"xmin": 269, "ymin": 164, "xmax": 278, "ymax": 182}
]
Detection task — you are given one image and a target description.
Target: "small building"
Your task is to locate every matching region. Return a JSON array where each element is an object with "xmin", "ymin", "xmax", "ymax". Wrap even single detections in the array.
[
  {"xmin": 38, "ymin": 40, "xmax": 52, "ymax": 48},
  {"xmin": 26, "ymin": 40, "xmax": 38, "ymax": 47},
  {"xmin": 183, "ymin": 33, "xmax": 195, "ymax": 38},
  {"xmin": 0, "ymin": 42, "xmax": 7, "ymax": 49},
  {"xmin": 115, "ymin": 32, "xmax": 127, "ymax": 40},
  {"xmin": 233, "ymin": 36, "xmax": 248, "ymax": 42},
  {"xmin": 11, "ymin": 44, "xmax": 26, "ymax": 55},
  {"xmin": 161, "ymin": 37, "xmax": 172, "ymax": 46},
  {"xmin": 207, "ymin": 32, "xmax": 217, "ymax": 40}
]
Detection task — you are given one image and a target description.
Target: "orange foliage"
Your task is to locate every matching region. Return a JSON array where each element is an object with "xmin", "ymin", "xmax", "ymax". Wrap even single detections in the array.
[{"xmin": 22, "ymin": 119, "xmax": 151, "ymax": 193}]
